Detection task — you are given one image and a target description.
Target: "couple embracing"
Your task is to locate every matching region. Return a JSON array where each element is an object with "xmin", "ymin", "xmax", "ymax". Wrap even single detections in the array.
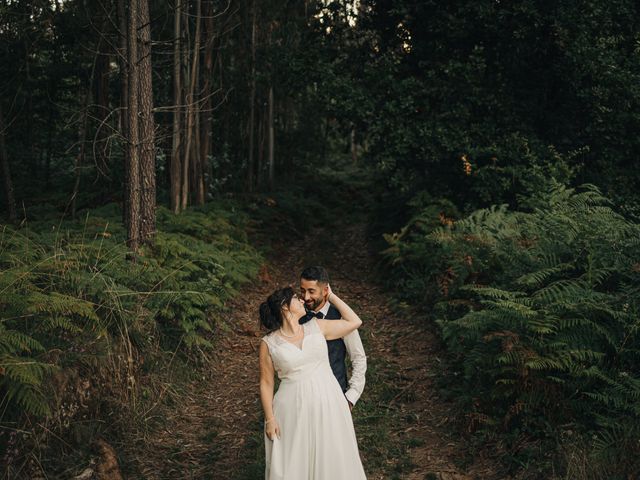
[{"xmin": 259, "ymin": 266, "xmax": 368, "ymax": 479}]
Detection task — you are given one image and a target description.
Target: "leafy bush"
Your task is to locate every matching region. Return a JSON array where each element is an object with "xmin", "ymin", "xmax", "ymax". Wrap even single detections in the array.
[
  {"xmin": 0, "ymin": 202, "xmax": 261, "ymax": 421},
  {"xmin": 383, "ymin": 183, "xmax": 640, "ymax": 477}
]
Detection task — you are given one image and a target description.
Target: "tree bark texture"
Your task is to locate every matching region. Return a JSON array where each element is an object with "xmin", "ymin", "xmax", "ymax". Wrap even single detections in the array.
[
  {"xmin": 126, "ymin": 0, "xmax": 141, "ymax": 252},
  {"xmin": 137, "ymin": 0, "xmax": 156, "ymax": 243},
  {"xmin": 170, "ymin": 0, "xmax": 182, "ymax": 214}
]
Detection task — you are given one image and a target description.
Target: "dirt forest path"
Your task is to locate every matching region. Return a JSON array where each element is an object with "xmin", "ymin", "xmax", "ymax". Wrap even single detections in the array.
[{"xmin": 133, "ymin": 223, "xmax": 501, "ymax": 479}]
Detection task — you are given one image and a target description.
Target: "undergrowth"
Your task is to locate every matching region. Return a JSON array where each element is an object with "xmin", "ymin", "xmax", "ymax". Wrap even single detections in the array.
[
  {"xmin": 381, "ymin": 181, "xmax": 640, "ymax": 478},
  {"xmin": 0, "ymin": 201, "xmax": 261, "ymax": 477}
]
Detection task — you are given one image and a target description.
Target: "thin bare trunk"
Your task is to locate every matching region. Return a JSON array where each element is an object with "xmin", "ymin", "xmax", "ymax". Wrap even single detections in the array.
[
  {"xmin": 25, "ymin": 46, "xmax": 36, "ymax": 180},
  {"xmin": 70, "ymin": 87, "xmax": 88, "ymax": 219},
  {"xmin": 247, "ymin": 0, "xmax": 257, "ymax": 192},
  {"xmin": 199, "ymin": 1, "xmax": 215, "ymax": 202},
  {"xmin": 195, "ymin": 87, "xmax": 204, "ymax": 205},
  {"xmin": 190, "ymin": 26, "xmax": 202, "ymax": 206},
  {"xmin": 181, "ymin": 0, "xmax": 201, "ymax": 211},
  {"xmin": 257, "ymin": 106, "xmax": 264, "ymax": 189},
  {"xmin": 71, "ymin": 61, "xmax": 96, "ymax": 220},
  {"xmin": 127, "ymin": 0, "xmax": 141, "ymax": 252},
  {"xmin": 94, "ymin": 31, "xmax": 111, "ymax": 177},
  {"xmin": 350, "ymin": 125, "xmax": 357, "ymax": 163},
  {"xmin": 138, "ymin": 0, "xmax": 156, "ymax": 243},
  {"xmin": 268, "ymin": 85, "xmax": 274, "ymax": 190},
  {"xmin": 170, "ymin": 0, "xmax": 182, "ymax": 214},
  {"xmin": 70, "ymin": 28, "xmax": 103, "ymax": 218},
  {"xmin": 118, "ymin": 0, "xmax": 129, "ymax": 225},
  {"xmin": 0, "ymin": 104, "xmax": 17, "ymax": 222},
  {"xmin": 44, "ymin": 98, "xmax": 54, "ymax": 189},
  {"xmin": 322, "ymin": 115, "xmax": 330, "ymax": 165}
]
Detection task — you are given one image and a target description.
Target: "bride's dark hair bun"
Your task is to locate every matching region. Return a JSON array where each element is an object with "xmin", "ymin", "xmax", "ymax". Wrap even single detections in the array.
[{"xmin": 259, "ymin": 286, "xmax": 295, "ymax": 330}]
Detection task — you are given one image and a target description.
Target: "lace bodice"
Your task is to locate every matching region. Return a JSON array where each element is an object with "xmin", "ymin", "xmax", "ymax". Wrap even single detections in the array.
[{"xmin": 262, "ymin": 318, "xmax": 328, "ymax": 382}]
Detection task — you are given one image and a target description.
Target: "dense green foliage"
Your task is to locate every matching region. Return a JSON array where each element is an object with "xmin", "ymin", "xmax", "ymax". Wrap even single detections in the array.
[
  {"xmin": 383, "ymin": 181, "xmax": 640, "ymax": 477},
  {"xmin": 0, "ymin": 203, "xmax": 260, "ymax": 421}
]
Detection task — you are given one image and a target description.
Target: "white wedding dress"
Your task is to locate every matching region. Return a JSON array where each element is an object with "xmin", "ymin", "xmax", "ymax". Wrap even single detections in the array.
[{"xmin": 262, "ymin": 318, "xmax": 367, "ymax": 480}]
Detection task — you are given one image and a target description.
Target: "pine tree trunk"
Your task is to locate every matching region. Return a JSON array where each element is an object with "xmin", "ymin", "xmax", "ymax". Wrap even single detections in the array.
[
  {"xmin": 257, "ymin": 106, "xmax": 264, "ymax": 189},
  {"xmin": 126, "ymin": 0, "xmax": 141, "ymax": 252},
  {"xmin": 94, "ymin": 30, "xmax": 111, "ymax": 177},
  {"xmin": 25, "ymin": 45, "xmax": 36, "ymax": 180},
  {"xmin": 170, "ymin": 0, "xmax": 182, "ymax": 214},
  {"xmin": 70, "ymin": 31, "xmax": 103, "ymax": 218},
  {"xmin": 194, "ymin": 88, "xmax": 204, "ymax": 205},
  {"xmin": 181, "ymin": 0, "xmax": 201, "ymax": 212},
  {"xmin": 71, "ymin": 79, "xmax": 94, "ymax": 220},
  {"xmin": 0, "ymin": 104, "xmax": 17, "ymax": 222},
  {"xmin": 350, "ymin": 125, "xmax": 357, "ymax": 163},
  {"xmin": 44, "ymin": 101, "xmax": 55, "ymax": 190},
  {"xmin": 137, "ymin": 0, "xmax": 156, "ymax": 243},
  {"xmin": 247, "ymin": 0, "xmax": 257, "ymax": 193},
  {"xmin": 268, "ymin": 85, "xmax": 275, "ymax": 190},
  {"xmin": 199, "ymin": 1, "xmax": 215, "ymax": 202},
  {"xmin": 118, "ymin": 0, "xmax": 129, "ymax": 225},
  {"xmin": 191, "ymin": 27, "xmax": 202, "ymax": 206}
]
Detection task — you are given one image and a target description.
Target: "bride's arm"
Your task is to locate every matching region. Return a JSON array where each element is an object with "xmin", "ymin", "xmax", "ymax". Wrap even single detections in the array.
[
  {"xmin": 259, "ymin": 341, "xmax": 280, "ymax": 440},
  {"xmin": 317, "ymin": 288, "xmax": 362, "ymax": 340}
]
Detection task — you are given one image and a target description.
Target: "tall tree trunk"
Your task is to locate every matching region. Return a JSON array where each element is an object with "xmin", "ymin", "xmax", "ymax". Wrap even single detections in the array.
[
  {"xmin": 194, "ymin": 86, "xmax": 204, "ymax": 205},
  {"xmin": 268, "ymin": 85, "xmax": 275, "ymax": 190},
  {"xmin": 118, "ymin": 0, "xmax": 129, "ymax": 226},
  {"xmin": 170, "ymin": 0, "xmax": 182, "ymax": 214},
  {"xmin": 257, "ymin": 105, "xmax": 264, "ymax": 189},
  {"xmin": 138, "ymin": 0, "xmax": 156, "ymax": 243},
  {"xmin": 199, "ymin": 1, "xmax": 215, "ymax": 202},
  {"xmin": 189, "ymin": 35, "xmax": 202, "ymax": 206},
  {"xmin": 322, "ymin": 115, "xmax": 330, "ymax": 166},
  {"xmin": 181, "ymin": 0, "xmax": 201, "ymax": 212},
  {"xmin": 94, "ymin": 27, "xmax": 111, "ymax": 178},
  {"xmin": 126, "ymin": 0, "xmax": 141, "ymax": 252},
  {"xmin": 350, "ymin": 125, "xmax": 357, "ymax": 163},
  {"xmin": 25, "ymin": 45, "xmax": 36, "ymax": 180},
  {"xmin": 71, "ymin": 20, "xmax": 107, "ymax": 217},
  {"xmin": 44, "ymin": 94, "xmax": 55, "ymax": 189},
  {"xmin": 0, "ymin": 104, "xmax": 17, "ymax": 222},
  {"xmin": 71, "ymin": 68, "xmax": 96, "ymax": 220},
  {"xmin": 247, "ymin": 0, "xmax": 257, "ymax": 193}
]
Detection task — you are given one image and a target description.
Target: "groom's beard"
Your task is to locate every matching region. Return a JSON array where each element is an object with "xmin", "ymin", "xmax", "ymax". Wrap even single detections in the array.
[{"xmin": 305, "ymin": 298, "xmax": 323, "ymax": 311}]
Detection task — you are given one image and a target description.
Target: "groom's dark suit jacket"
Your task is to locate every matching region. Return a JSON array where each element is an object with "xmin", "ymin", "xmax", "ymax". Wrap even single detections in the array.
[{"xmin": 300, "ymin": 304, "xmax": 348, "ymax": 392}]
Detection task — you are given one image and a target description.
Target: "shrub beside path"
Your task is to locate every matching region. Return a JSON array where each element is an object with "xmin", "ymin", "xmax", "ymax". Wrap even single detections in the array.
[{"xmin": 132, "ymin": 223, "xmax": 501, "ymax": 479}]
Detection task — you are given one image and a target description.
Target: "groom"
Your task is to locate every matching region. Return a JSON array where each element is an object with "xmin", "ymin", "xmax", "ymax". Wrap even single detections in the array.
[{"xmin": 299, "ymin": 266, "xmax": 367, "ymax": 408}]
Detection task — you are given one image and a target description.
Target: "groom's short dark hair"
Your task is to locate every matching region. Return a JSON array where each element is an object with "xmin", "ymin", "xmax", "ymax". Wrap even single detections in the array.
[{"xmin": 301, "ymin": 266, "xmax": 330, "ymax": 284}]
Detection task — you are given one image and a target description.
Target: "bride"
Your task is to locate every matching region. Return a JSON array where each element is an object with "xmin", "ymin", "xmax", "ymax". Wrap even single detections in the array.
[{"xmin": 259, "ymin": 285, "xmax": 367, "ymax": 480}]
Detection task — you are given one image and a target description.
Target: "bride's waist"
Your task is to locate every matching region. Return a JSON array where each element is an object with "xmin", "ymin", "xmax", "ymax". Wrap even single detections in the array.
[{"xmin": 278, "ymin": 362, "xmax": 333, "ymax": 383}]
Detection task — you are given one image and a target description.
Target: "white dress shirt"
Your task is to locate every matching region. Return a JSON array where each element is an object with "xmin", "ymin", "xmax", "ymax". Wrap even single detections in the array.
[{"xmin": 315, "ymin": 301, "xmax": 367, "ymax": 405}]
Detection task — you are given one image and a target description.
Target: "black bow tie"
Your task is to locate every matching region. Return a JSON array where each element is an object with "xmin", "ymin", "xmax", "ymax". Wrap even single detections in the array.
[{"xmin": 299, "ymin": 310, "xmax": 325, "ymax": 324}]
